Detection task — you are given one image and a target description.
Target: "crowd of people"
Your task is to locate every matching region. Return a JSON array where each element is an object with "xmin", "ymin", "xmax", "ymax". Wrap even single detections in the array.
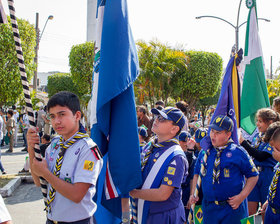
[{"xmin": 1, "ymin": 94, "xmax": 280, "ymax": 224}]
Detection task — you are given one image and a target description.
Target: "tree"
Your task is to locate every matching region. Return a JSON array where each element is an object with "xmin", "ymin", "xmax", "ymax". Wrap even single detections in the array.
[
  {"xmin": 267, "ymin": 78, "xmax": 280, "ymax": 105},
  {"xmin": 69, "ymin": 42, "xmax": 95, "ymax": 96},
  {"xmin": 0, "ymin": 18, "xmax": 36, "ymax": 107},
  {"xmin": 180, "ymin": 51, "xmax": 223, "ymax": 109},
  {"xmin": 47, "ymin": 73, "xmax": 78, "ymax": 98},
  {"xmin": 197, "ymin": 86, "xmax": 221, "ymax": 126},
  {"xmin": 135, "ymin": 40, "xmax": 188, "ymax": 106}
]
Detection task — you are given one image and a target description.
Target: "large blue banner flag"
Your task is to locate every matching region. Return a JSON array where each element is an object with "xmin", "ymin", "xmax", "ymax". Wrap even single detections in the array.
[
  {"xmin": 209, "ymin": 50, "xmax": 243, "ymax": 144},
  {"xmin": 89, "ymin": 0, "xmax": 142, "ymax": 222}
]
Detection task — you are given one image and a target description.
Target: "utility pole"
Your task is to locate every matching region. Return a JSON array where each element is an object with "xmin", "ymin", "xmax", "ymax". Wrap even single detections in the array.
[{"xmin": 33, "ymin": 12, "xmax": 39, "ymax": 91}]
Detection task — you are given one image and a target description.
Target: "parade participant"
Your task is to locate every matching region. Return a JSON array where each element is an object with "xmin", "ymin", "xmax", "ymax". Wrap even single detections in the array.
[
  {"xmin": 259, "ymin": 121, "xmax": 280, "ymax": 223},
  {"xmin": 27, "ymin": 91, "xmax": 103, "ymax": 224},
  {"xmin": 190, "ymin": 115, "xmax": 259, "ymax": 224},
  {"xmin": 20, "ymin": 108, "xmax": 30, "ymax": 152},
  {"xmin": 138, "ymin": 126, "xmax": 149, "ymax": 153},
  {"xmin": 240, "ymin": 108, "xmax": 279, "ymax": 217},
  {"xmin": 186, "ymin": 128, "xmax": 208, "ymax": 211},
  {"xmin": 130, "ymin": 107, "xmax": 188, "ymax": 224},
  {"xmin": 178, "ymin": 131, "xmax": 195, "ymax": 219},
  {"xmin": 272, "ymin": 96, "xmax": 280, "ymax": 114},
  {"xmin": 12, "ymin": 105, "xmax": 19, "ymax": 147}
]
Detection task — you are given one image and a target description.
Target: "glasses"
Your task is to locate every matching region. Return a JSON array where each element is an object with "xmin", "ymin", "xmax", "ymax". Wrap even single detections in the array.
[{"xmin": 155, "ymin": 115, "xmax": 168, "ymax": 122}]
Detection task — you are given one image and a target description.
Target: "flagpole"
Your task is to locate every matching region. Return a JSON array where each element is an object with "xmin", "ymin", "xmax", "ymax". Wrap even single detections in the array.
[
  {"xmin": 188, "ymin": 151, "xmax": 208, "ymax": 224},
  {"xmin": 7, "ymin": 0, "xmax": 48, "ymax": 209}
]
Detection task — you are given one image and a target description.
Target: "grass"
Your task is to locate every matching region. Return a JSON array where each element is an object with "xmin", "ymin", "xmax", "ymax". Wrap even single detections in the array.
[{"xmin": 0, "ymin": 175, "xmax": 17, "ymax": 188}]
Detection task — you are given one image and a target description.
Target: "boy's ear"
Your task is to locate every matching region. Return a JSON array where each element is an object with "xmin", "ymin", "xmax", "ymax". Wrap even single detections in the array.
[
  {"xmin": 75, "ymin": 111, "xmax": 82, "ymax": 121},
  {"xmin": 171, "ymin": 125, "xmax": 180, "ymax": 135}
]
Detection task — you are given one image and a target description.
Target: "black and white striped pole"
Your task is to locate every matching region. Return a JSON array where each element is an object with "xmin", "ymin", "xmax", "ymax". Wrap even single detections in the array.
[{"xmin": 7, "ymin": 0, "xmax": 48, "ymax": 209}]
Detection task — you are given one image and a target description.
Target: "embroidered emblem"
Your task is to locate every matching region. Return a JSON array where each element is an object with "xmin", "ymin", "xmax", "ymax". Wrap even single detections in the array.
[
  {"xmin": 224, "ymin": 168, "xmax": 230, "ymax": 178},
  {"xmin": 216, "ymin": 117, "xmax": 221, "ymax": 123},
  {"xmin": 202, "ymin": 169, "xmax": 207, "ymax": 176},
  {"xmin": 167, "ymin": 180, "xmax": 172, "ymax": 185},
  {"xmin": 167, "ymin": 167, "xmax": 176, "ymax": 175},
  {"xmin": 75, "ymin": 148, "xmax": 80, "ymax": 155},
  {"xmin": 267, "ymin": 146, "xmax": 272, "ymax": 151},
  {"xmin": 226, "ymin": 152, "xmax": 232, "ymax": 158},
  {"xmin": 201, "ymin": 132, "xmax": 205, "ymax": 137},
  {"xmin": 83, "ymin": 160, "xmax": 94, "ymax": 171},
  {"xmin": 64, "ymin": 177, "xmax": 71, "ymax": 183}
]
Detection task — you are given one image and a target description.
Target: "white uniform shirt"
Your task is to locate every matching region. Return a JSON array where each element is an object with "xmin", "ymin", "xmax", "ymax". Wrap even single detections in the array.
[
  {"xmin": 0, "ymin": 195, "xmax": 11, "ymax": 222},
  {"xmin": 45, "ymin": 135, "xmax": 103, "ymax": 222}
]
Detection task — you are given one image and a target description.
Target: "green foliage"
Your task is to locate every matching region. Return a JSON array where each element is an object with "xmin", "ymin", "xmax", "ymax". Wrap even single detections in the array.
[
  {"xmin": 197, "ymin": 87, "xmax": 221, "ymax": 126},
  {"xmin": 182, "ymin": 51, "xmax": 223, "ymax": 107},
  {"xmin": 69, "ymin": 42, "xmax": 95, "ymax": 96},
  {"xmin": 47, "ymin": 73, "xmax": 78, "ymax": 98},
  {"xmin": 0, "ymin": 17, "xmax": 36, "ymax": 107},
  {"xmin": 135, "ymin": 40, "xmax": 223, "ymax": 110},
  {"xmin": 267, "ymin": 78, "xmax": 280, "ymax": 105},
  {"xmin": 135, "ymin": 40, "xmax": 188, "ymax": 106}
]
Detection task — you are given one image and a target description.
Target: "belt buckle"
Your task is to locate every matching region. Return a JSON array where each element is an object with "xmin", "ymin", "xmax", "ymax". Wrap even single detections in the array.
[{"xmin": 215, "ymin": 200, "xmax": 219, "ymax": 205}]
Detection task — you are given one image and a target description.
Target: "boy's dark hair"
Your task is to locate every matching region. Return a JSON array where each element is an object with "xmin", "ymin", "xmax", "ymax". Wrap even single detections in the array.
[
  {"xmin": 42, "ymin": 134, "xmax": 51, "ymax": 142},
  {"xmin": 47, "ymin": 91, "xmax": 81, "ymax": 115},
  {"xmin": 155, "ymin": 100, "xmax": 165, "ymax": 107},
  {"xmin": 176, "ymin": 101, "xmax": 188, "ymax": 113},
  {"xmin": 264, "ymin": 121, "xmax": 280, "ymax": 143},
  {"xmin": 137, "ymin": 105, "xmax": 147, "ymax": 115},
  {"xmin": 7, "ymin": 109, "xmax": 14, "ymax": 116},
  {"xmin": 12, "ymin": 105, "xmax": 16, "ymax": 110}
]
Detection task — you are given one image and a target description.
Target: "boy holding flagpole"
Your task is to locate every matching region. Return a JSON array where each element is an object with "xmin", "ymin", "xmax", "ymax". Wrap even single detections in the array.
[{"xmin": 130, "ymin": 107, "xmax": 188, "ymax": 224}]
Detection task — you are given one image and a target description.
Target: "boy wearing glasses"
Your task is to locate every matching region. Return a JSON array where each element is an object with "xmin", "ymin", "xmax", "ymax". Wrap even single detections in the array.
[{"xmin": 130, "ymin": 107, "xmax": 188, "ymax": 224}]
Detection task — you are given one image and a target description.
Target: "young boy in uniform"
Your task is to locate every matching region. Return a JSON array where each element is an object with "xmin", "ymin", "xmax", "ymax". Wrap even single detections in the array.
[
  {"xmin": 130, "ymin": 107, "xmax": 188, "ymax": 224},
  {"xmin": 27, "ymin": 91, "xmax": 103, "ymax": 224},
  {"xmin": 261, "ymin": 121, "xmax": 280, "ymax": 223},
  {"xmin": 190, "ymin": 115, "xmax": 259, "ymax": 224}
]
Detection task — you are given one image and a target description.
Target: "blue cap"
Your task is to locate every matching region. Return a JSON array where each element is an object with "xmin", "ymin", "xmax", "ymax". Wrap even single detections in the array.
[
  {"xmin": 195, "ymin": 128, "xmax": 207, "ymax": 143},
  {"xmin": 138, "ymin": 127, "xmax": 148, "ymax": 137},
  {"xmin": 151, "ymin": 107, "xmax": 186, "ymax": 130},
  {"xmin": 179, "ymin": 131, "xmax": 191, "ymax": 142},
  {"xmin": 209, "ymin": 115, "xmax": 234, "ymax": 132}
]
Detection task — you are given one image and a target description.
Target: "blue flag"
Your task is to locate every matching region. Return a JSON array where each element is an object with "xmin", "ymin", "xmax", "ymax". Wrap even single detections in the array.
[
  {"xmin": 89, "ymin": 0, "xmax": 142, "ymax": 222},
  {"xmin": 209, "ymin": 50, "xmax": 242, "ymax": 144}
]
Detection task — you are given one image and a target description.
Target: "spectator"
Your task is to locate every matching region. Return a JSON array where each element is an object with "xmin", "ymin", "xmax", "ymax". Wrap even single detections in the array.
[
  {"xmin": 137, "ymin": 105, "xmax": 152, "ymax": 137},
  {"xmin": 19, "ymin": 108, "xmax": 29, "ymax": 152},
  {"xmin": 0, "ymin": 109, "xmax": 6, "ymax": 174},
  {"xmin": 4, "ymin": 110, "xmax": 16, "ymax": 153},
  {"xmin": 36, "ymin": 106, "xmax": 46, "ymax": 137},
  {"xmin": 12, "ymin": 105, "xmax": 19, "ymax": 147}
]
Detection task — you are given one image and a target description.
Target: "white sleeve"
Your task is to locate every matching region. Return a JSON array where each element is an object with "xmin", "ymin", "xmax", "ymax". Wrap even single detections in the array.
[{"xmin": 0, "ymin": 195, "xmax": 12, "ymax": 222}]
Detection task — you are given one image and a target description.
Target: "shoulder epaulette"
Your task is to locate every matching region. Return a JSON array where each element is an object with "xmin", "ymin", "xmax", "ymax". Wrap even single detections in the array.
[{"xmin": 91, "ymin": 145, "xmax": 103, "ymax": 160}]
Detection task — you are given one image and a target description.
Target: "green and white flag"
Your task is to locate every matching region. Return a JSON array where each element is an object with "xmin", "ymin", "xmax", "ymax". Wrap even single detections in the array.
[
  {"xmin": 240, "ymin": 0, "xmax": 270, "ymax": 135},
  {"xmin": 240, "ymin": 214, "xmax": 255, "ymax": 224}
]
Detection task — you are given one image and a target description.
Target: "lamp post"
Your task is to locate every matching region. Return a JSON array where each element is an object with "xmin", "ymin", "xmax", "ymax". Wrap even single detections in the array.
[
  {"xmin": 195, "ymin": 0, "xmax": 270, "ymax": 53},
  {"xmin": 33, "ymin": 13, "xmax": 54, "ymax": 92}
]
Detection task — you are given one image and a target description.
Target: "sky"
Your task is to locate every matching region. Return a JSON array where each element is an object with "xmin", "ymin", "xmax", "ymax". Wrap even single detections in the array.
[{"xmin": 2, "ymin": 0, "xmax": 280, "ymax": 75}]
